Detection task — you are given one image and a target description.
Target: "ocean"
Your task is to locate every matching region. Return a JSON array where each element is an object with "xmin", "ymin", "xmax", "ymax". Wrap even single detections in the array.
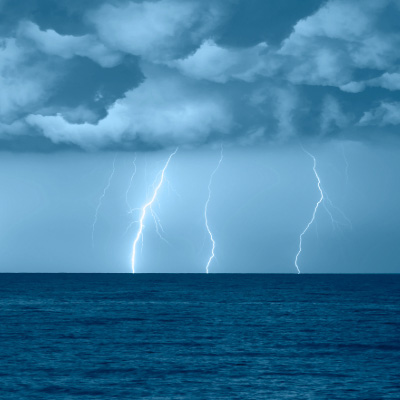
[{"xmin": 0, "ymin": 274, "xmax": 399, "ymax": 399}]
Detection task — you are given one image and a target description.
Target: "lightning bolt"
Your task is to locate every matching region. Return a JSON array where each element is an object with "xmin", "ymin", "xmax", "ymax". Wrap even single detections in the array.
[
  {"xmin": 323, "ymin": 191, "xmax": 353, "ymax": 230},
  {"xmin": 294, "ymin": 148, "xmax": 323, "ymax": 274},
  {"xmin": 91, "ymin": 157, "xmax": 116, "ymax": 247},
  {"xmin": 150, "ymin": 206, "xmax": 169, "ymax": 244},
  {"xmin": 131, "ymin": 148, "xmax": 178, "ymax": 273},
  {"xmin": 205, "ymin": 145, "xmax": 224, "ymax": 274}
]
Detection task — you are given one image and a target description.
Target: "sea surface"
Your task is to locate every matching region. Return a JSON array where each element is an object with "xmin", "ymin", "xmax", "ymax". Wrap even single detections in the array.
[{"xmin": 0, "ymin": 274, "xmax": 399, "ymax": 399}]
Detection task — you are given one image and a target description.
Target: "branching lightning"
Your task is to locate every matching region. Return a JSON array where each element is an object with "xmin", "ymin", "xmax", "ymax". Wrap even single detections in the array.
[
  {"xmin": 295, "ymin": 147, "xmax": 352, "ymax": 273},
  {"xmin": 323, "ymin": 191, "xmax": 353, "ymax": 230},
  {"xmin": 204, "ymin": 145, "xmax": 224, "ymax": 274},
  {"xmin": 294, "ymin": 149, "xmax": 323, "ymax": 274},
  {"xmin": 130, "ymin": 148, "xmax": 178, "ymax": 273},
  {"xmin": 91, "ymin": 157, "xmax": 116, "ymax": 247},
  {"xmin": 150, "ymin": 206, "xmax": 169, "ymax": 244}
]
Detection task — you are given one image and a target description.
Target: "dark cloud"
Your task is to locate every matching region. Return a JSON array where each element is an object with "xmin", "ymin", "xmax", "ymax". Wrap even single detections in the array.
[
  {"xmin": 216, "ymin": 0, "xmax": 323, "ymax": 47},
  {"xmin": 1, "ymin": 0, "xmax": 400, "ymax": 152},
  {"xmin": 44, "ymin": 56, "xmax": 143, "ymax": 115},
  {"xmin": 0, "ymin": 0, "xmax": 102, "ymax": 35}
]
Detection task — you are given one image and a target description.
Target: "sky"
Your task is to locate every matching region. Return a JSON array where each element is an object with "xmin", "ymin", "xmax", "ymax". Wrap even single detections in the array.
[{"xmin": 0, "ymin": 0, "xmax": 399, "ymax": 273}]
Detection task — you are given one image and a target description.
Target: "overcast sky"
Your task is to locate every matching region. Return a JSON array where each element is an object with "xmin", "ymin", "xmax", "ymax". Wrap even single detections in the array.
[{"xmin": 1, "ymin": 0, "xmax": 400, "ymax": 272}]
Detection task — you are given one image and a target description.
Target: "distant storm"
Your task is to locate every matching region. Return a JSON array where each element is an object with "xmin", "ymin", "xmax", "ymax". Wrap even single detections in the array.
[{"xmin": 0, "ymin": 0, "xmax": 399, "ymax": 273}]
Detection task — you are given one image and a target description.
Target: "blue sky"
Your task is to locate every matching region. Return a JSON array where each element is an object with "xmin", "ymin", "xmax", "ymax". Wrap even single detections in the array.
[{"xmin": 0, "ymin": 0, "xmax": 399, "ymax": 272}]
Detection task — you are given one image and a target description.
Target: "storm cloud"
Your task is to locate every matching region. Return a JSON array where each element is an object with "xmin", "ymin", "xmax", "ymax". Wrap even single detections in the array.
[{"xmin": 1, "ymin": 0, "xmax": 400, "ymax": 151}]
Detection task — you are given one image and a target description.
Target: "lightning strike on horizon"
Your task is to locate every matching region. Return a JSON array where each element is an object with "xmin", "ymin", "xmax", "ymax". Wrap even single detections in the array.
[
  {"xmin": 205, "ymin": 145, "xmax": 224, "ymax": 274},
  {"xmin": 294, "ymin": 149, "xmax": 323, "ymax": 274},
  {"xmin": 91, "ymin": 157, "xmax": 116, "ymax": 247},
  {"xmin": 131, "ymin": 148, "xmax": 178, "ymax": 273}
]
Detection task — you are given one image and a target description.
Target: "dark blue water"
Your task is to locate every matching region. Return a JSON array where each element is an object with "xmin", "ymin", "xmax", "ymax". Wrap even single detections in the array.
[{"xmin": 0, "ymin": 274, "xmax": 399, "ymax": 399}]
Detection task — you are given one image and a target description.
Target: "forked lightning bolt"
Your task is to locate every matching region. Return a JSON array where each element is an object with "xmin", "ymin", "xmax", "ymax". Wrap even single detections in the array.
[
  {"xmin": 131, "ymin": 148, "xmax": 178, "ymax": 273},
  {"xmin": 205, "ymin": 145, "xmax": 223, "ymax": 273},
  {"xmin": 294, "ymin": 149, "xmax": 323, "ymax": 274},
  {"xmin": 91, "ymin": 157, "xmax": 116, "ymax": 247},
  {"xmin": 323, "ymin": 191, "xmax": 353, "ymax": 230},
  {"xmin": 150, "ymin": 206, "xmax": 169, "ymax": 244}
]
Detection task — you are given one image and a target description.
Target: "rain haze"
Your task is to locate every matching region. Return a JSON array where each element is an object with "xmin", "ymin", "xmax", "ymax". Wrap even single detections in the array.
[{"xmin": 1, "ymin": 0, "xmax": 400, "ymax": 273}]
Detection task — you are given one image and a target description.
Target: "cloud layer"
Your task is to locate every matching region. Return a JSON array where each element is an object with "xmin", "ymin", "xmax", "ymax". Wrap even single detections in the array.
[{"xmin": 1, "ymin": 0, "xmax": 400, "ymax": 151}]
